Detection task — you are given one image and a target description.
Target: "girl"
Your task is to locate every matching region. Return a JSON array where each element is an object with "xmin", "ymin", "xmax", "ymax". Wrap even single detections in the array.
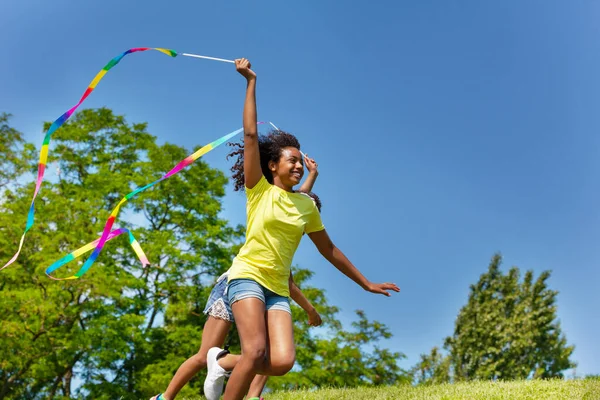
[
  {"xmin": 215, "ymin": 58, "xmax": 399, "ymax": 400},
  {"xmin": 150, "ymin": 160, "xmax": 321, "ymax": 400}
]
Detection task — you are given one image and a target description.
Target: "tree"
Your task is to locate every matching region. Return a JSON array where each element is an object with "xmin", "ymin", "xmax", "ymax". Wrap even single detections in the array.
[
  {"xmin": 443, "ymin": 253, "xmax": 576, "ymax": 381},
  {"xmin": 0, "ymin": 112, "xmax": 35, "ymax": 190},
  {"xmin": 0, "ymin": 108, "xmax": 242, "ymax": 399},
  {"xmin": 411, "ymin": 346, "xmax": 451, "ymax": 385}
]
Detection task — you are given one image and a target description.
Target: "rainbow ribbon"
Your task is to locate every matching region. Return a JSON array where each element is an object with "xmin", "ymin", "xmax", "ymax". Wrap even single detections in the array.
[
  {"xmin": 45, "ymin": 228, "xmax": 148, "ymax": 280},
  {"xmin": 46, "ymin": 123, "xmax": 264, "ymax": 280},
  {"xmin": 1, "ymin": 47, "xmax": 178, "ymax": 272}
]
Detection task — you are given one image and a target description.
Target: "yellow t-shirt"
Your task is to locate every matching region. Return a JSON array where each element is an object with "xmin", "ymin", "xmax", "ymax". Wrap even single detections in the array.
[{"xmin": 228, "ymin": 176, "xmax": 325, "ymax": 297}]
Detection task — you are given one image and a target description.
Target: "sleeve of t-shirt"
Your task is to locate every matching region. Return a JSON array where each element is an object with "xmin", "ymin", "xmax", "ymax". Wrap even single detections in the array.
[
  {"xmin": 245, "ymin": 175, "xmax": 270, "ymax": 206},
  {"xmin": 305, "ymin": 205, "xmax": 325, "ymax": 234}
]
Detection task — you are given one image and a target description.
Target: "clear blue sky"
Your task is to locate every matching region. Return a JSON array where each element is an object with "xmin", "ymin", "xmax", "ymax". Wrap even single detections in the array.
[{"xmin": 2, "ymin": 0, "xmax": 599, "ymax": 377}]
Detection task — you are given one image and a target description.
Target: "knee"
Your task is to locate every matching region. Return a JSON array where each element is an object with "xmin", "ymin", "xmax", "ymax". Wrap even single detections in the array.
[
  {"xmin": 243, "ymin": 345, "xmax": 267, "ymax": 369},
  {"xmin": 269, "ymin": 352, "xmax": 295, "ymax": 376}
]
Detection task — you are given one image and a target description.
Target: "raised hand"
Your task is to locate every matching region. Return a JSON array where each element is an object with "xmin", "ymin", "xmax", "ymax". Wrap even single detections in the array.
[
  {"xmin": 304, "ymin": 154, "xmax": 319, "ymax": 176},
  {"xmin": 235, "ymin": 58, "xmax": 256, "ymax": 80}
]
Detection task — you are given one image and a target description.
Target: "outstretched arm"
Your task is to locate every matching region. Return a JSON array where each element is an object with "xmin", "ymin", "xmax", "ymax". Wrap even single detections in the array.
[
  {"xmin": 235, "ymin": 58, "xmax": 261, "ymax": 189},
  {"xmin": 289, "ymin": 272, "xmax": 322, "ymax": 326},
  {"xmin": 298, "ymin": 155, "xmax": 318, "ymax": 193},
  {"xmin": 308, "ymin": 229, "xmax": 400, "ymax": 296}
]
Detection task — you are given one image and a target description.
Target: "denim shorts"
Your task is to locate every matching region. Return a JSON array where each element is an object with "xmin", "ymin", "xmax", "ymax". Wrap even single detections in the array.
[
  {"xmin": 203, "ymin": 276, "xmax": 234, "ymax": 322},
  {"xmin": 227, "ymin": 278, "xmax": 291, "ymax": 314}
]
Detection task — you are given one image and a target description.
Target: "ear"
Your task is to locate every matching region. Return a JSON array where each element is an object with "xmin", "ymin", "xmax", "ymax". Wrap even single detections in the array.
[{"xmin": 268, "ymin": 160, "xmax": 277, "ymax": 172}]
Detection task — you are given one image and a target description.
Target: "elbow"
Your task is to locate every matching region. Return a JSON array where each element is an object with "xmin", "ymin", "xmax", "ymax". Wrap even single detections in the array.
[
  {"xmin": 244, "ymin": 130, "xmax": 258, "ymax": 139},
  {"xmin": 244, "ymin": 130, "xmax": 259, "ymax": 143},
  {"xmin": 318, "ymin": 243, "xmax": 335, "ymax": 260}
]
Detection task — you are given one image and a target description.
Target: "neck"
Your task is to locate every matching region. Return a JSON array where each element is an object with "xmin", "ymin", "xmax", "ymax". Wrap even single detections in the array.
[{"xmin": 272, "ymin": 176, "xmax": 294, "ymax": 192}]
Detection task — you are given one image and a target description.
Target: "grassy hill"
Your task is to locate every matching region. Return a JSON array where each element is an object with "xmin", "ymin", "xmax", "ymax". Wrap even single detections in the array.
[{"xmin": 228, "ymin": 378, "xmax": 600, "ymax": 400}]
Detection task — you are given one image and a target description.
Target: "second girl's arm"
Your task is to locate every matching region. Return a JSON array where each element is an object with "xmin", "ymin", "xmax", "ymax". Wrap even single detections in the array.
[
  {"xmin": 298, "ymin": 155, "xmax": 318, "ymax": 193},
  {"xmin": 289, "ymin": 272, "xmax": 322, "ymax": 326}
]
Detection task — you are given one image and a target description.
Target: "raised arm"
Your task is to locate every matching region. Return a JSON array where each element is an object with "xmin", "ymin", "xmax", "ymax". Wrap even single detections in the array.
[
  {"xmin": 308, "ymin": 229, "xmax": 400, "ymax": 296},
  {"xmin": 298, "ymin": 154, "xmax": 318, "ymax": 193},
  {"xmin": 235, "ymin": 58, "xmax": 262, "ymax": 189},
  {"xmin": 289, "ymin": 272, "xmax": 322, "ymax": 326}
]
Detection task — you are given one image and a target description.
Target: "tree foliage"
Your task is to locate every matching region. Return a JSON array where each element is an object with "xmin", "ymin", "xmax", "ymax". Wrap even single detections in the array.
[
  {"xmin": 411, "ymin": 346, "xmax": 451, "ymax": 385},
  {"xmin": 0, "ymin": 109, "xmax": 406, "ymax": 399},
  {"xmin": 0, "ymin": 113, "xmax": 35, "ymax": 190},
  {"xmin": 413, "ymin": 253, "xmax": 576, "ymax": 384},
  {"xmin": 0, "ymin": 108, "xmax": 242, "ymax": 399}
]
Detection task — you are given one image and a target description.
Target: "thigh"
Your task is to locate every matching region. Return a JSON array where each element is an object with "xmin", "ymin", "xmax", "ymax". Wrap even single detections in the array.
[
  {"xmin": 231, "ymin": 297, "xmax": 267, "ymax": 352},
  {"xmin": 264, "ymin": 290, "xmax": 294, "ymax": 359},
  {"xmin": 228, "ymin": 279, "xmax": 268, "ymax": 351},
  {"xmin": 198, "ymin": 316, "xmax": 232, "ymax": 357},
  {"xmin": 265, "ymin": 309, "xmax": 295, "ymax": 364}
]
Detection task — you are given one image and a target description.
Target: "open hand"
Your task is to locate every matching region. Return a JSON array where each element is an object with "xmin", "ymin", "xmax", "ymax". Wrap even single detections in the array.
[
  {"xmin": 235, "ymin": 58, "xmax": 256, "ymax": 80},
  {"xmin": 365, "ymin": 282, "xmax": 400, "ymax": 297}
]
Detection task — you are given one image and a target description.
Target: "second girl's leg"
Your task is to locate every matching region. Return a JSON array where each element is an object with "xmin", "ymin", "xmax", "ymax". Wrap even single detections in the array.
[
  {"xmin": 246, "ymin": 374, "xmax": 269, "ymax": 399},
  {"xmin": 163, "ymin": 316, "xmax": 230, "ymax": 400}
]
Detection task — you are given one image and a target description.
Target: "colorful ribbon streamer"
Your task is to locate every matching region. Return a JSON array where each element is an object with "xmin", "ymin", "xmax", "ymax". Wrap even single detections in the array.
[
  {"xmin": 1, "ymin": 47, "xmax": 178, "ymax": 272},
  {"xmin": 2, "ymin": 47, "xmax": 237, "ymax": 273},
  {"xmin": 46, "ymin": 123, "xmax": 265, "ymax": 280},
  {"xmin": 45, "ymin": 228, "xmax": 148, "ymax": 280},
  {"xmin": 2, "ymin": 45, "xmax": 260, "ymax": 278}
]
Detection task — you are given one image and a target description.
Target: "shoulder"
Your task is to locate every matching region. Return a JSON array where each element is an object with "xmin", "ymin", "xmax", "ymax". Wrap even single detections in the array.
[
  {"xmin": 245, "ymin": 175, "xmax": 273, "ymax": 200},
  {"xmin": 296, "ymin": 192, "xmax": 318, "ymax": 209},
  {"xmin": 292, "ymin": 192, "xmax": 319, "ymax": 217}
]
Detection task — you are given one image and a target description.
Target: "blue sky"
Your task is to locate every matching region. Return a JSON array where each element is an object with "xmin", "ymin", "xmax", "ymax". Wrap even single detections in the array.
[{"xmin": 2, "ymin": 0, "xmax": 599, "ymax": 377}]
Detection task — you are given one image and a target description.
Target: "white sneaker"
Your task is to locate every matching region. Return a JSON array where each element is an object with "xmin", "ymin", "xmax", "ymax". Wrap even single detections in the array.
[{"xmin": 204, "ymin": 347, "xmax": 229, "ymax": 400}]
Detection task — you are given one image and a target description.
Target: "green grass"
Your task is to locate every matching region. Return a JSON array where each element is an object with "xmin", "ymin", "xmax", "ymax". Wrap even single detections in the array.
[
  {"xmin": 257, "ymin": 379, "xmax": 600, "ymax": 400},
  {"xmin": 179, "ymin": 379, "xmax": 600, "ymax": 400}
]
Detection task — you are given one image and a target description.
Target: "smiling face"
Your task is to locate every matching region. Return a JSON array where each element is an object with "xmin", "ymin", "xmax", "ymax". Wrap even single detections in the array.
[{"xmin": 269, "ymin": 147, "xmax": 304, "ymax": 190}]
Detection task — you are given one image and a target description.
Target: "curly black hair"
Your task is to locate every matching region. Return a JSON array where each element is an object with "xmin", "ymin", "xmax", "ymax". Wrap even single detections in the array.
[{"xmin": 227, "ymin": 130, "xmax": 301, "ymax": 192}]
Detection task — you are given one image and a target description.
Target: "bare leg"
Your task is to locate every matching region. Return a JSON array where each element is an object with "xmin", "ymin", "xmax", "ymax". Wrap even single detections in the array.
[
  {"xmin": 216, "ymin": 353, "xmax": 240, "ymax": 371},
  {"xmin": 222, "ymin": 298, "xmax": 267, "ymax": 400},
  {"xmin": 163, "ymin": 317, "xmax": 231, "ymax": 400},
  {"xmin": 222, "ymin": 303, "xmax": 296, "ymax": 400},
  {"xmin": 263, "ymin": 309, "xmax": 295, "ymax": 376},
  {"xmin": 247, "ymin": 375, "xmax": 269, "ymax": 398}
]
